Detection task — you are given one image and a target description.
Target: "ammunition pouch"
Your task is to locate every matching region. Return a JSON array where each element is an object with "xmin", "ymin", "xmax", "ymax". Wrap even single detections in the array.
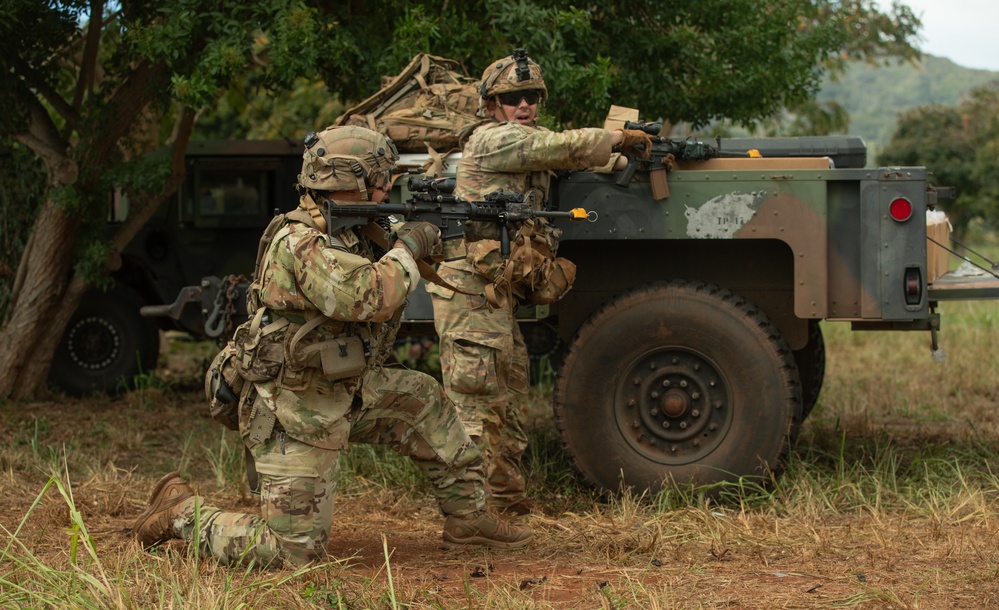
[
  {"xmin": 527, "ymin": 256, "xmax": 576, "ymax": 305},
  {"xmin": 232, "ymin": 310, "xmax": 288, "ymax": 383},
  {"xmin": 234, "ymin": 308, "xmax": 368, "ymax": 392},
  {"xmin": 505, "ymin": 220, "xmax": 576, "ymax": 305},
  {"xmin": 242, "ymin": 391, "xmax": 277, "ymax": 446},
  {"xmin": 320, "ymin": 336, "xmax": 367, "ymax": 379},
  {"xmin": 205, "ymin": 341, "xmax": 246, "ymax": 431}
]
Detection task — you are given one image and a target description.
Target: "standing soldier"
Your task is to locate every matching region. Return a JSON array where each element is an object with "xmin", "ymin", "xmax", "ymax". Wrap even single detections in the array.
[
  {"xmin": 428, "ymin": 49, "xmax": 652, "ymax": 515},
  {"xmin": 133, "ymin": 125, "xmax": 532, "ymax": 567}
]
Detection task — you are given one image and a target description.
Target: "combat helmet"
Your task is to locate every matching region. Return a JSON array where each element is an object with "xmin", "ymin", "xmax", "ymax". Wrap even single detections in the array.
[
  {"xmin": 478, "ymin": 48, "xmax": 547, "ymax": 105},
  {"xmin": 298, "ymin": 125, "xmax": 399, "ymax": 200}
]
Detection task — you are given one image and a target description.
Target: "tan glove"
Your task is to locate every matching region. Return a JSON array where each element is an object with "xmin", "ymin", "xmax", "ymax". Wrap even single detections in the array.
[
  {"xmin": 395, "ymin": 222, "xmax": 443, "ymax": 262},
  {"xmin": 617, "ymin": 129, "xmax": 653, "ymax": 159}
]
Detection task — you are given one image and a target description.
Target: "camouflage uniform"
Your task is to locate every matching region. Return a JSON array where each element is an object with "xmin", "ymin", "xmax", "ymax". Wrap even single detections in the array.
[
  {"xmin": 428, "ymin": 120, "xmax": 613, "ymax": 508},
  {"xmin": 163, "ymin": 211, "xmax": 490, "ymax": 566},
  {"xmin": 169, "ymin": 366, "xmax": 484, "ymax": 566},
  {"xmin": 135, "ymin": 126, "xmax": 532, "ymax": 564},
  {"xmin": 162, "ymin": 211, "xmax": 489, "ymax": 567}
]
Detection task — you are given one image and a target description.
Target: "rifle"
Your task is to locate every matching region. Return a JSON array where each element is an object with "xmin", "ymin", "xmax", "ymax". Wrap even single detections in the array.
[
  {"xmin": 322, "ymin": 177, "xmax": 596, "ymax": 259},
  {"xmin": 615, "ymin": 120, "xmax": 730, "ymax": 201}
]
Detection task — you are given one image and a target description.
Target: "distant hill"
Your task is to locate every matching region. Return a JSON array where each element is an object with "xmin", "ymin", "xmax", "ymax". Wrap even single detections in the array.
[{"xmin": 818, "ymin": 55, "xmax": 998, "ymax": 160}]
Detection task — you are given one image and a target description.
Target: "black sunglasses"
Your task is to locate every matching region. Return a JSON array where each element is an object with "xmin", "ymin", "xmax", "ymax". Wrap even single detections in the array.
[{"xmin": 497, "ymin": 90, "xmax": 541, "ymax": 106}]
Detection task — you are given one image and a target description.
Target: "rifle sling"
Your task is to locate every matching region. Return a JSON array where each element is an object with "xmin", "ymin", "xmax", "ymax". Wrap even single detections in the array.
[{"xmin": 358, "ymin": 223, "xmax": 483, "ymax": 299}]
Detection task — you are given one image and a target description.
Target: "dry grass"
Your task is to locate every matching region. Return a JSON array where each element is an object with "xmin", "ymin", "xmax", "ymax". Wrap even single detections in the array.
[{"xmin": 3, "ymin": 297, "xmax": 999, "ymax": 608}]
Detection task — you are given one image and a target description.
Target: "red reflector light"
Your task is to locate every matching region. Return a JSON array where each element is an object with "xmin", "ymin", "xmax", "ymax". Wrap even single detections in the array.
[{"xmin": 889, "ymin": 198, "xmax": 912, "ymax": 222}]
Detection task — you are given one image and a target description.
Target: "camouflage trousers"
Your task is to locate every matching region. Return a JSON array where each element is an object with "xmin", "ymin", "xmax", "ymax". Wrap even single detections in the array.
[
  {"xmin": 169, "ymin": 366, "xmax": 486, "ymax": 567},
  {"xmin": 427, "ymin": 261, "xmax": 530, "ymax": 509}
]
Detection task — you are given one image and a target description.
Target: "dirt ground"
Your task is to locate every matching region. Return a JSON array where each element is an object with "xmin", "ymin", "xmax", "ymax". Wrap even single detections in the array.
[
  {"xmin": 1, "ymin": 391, "xmax": 658, "ymax": 608},
  {"xmin": 2, "ymin": 336, "xmax": 999, "ymax": 608}
]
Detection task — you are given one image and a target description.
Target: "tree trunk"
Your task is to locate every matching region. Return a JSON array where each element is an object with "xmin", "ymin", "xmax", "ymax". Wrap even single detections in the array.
[
  {"xmin": 0, "ymin": 200, "xmax": 82, "ymax": 399},
  {"xmin": 0, "ymin": 107, "xmax": 196, "ymax": 401}
]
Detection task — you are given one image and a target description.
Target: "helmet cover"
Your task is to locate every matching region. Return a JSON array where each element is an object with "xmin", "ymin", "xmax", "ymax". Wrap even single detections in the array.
[
  {"xmin": 478, "ymin": 48, "xmax": 547, "ymax": 104},
  {"xmin": 298, "ymin": 125, "xmax": 399, "ymax": 198}
]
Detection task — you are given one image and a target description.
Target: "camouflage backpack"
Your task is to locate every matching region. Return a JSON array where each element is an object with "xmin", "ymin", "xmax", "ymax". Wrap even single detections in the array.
[{"xmin": 335, "ymin": 54, "xmax": 483, "ymax": 156}]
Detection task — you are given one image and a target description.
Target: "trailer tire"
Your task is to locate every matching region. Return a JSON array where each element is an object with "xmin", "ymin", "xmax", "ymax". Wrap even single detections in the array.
[
  {"xmin": 553, "ymin": 280, "xmax": 801, "ymax": 495},
  {"xmin": 793, "ymin": 320, "xmax": 826, "ymax": 420}
]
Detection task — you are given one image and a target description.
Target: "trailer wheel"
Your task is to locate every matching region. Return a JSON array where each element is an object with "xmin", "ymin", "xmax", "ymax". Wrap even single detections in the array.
[
  {"xmin": 553, "ymin": 280, "xmax": 801, "ymax": 494},
  {"xmin": 793, "ymin": 320, "xmax": 826, "ymax": 420},
  {"xmin": 50, "ymin": 285, "xmax": 161, "ymax": 396}
]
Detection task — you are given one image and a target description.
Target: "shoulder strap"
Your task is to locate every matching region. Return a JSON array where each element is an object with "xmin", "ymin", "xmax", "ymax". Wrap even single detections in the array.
[
  {"xmin": 252, "ymin": 214, "xmax": 291, "ymax": 284},
  {"xmin": 288, "ymin": 314, "xmax": 328, "ymax": 360},
  {"xmin": 249, "ymin": 205, "xmax": 317, "ymax": 313}
]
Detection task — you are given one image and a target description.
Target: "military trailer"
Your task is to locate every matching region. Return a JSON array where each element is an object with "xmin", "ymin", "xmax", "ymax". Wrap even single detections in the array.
[
  {"xmin": 64, "ymin": 135, "xmax": 999, "ymax": 494},
  {"xmin": 546, "ymin": 137, "xmax": 999, "ymax": 493}
]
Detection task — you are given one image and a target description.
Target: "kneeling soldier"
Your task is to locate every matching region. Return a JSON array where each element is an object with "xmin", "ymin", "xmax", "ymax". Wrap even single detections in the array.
[{"xmin": 133, "ymin": 125, "xmax": 531, "ymax": 567}]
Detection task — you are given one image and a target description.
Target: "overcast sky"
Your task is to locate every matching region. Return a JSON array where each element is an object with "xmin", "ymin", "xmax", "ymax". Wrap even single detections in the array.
[{"xmin": 882, "ymin": 0, "xmax": 999, "ymax": 71}]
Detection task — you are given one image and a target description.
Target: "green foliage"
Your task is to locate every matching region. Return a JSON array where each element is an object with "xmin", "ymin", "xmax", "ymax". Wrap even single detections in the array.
[
  {"xmin": 879, "ymin": 81, "xmax": 999, "ymax": 237},
  {"xmin": 113, "ymin": 150, "xmax": 173, "ymax": 195},
  {"xmin": 0, "ymin": 0, "xmax": 377, "ymax": 313},
  {"xmin": 965, "ymin": 84, "xmax": 999, "ymax": 230},
  {"xmin": 195, "ymin": 77, "xmax": 347, "ymax": 140},
  {"xmin": 196, "ymin": 0, "xmax": 923, "ymax": 139},
  {"xmin": 0, "ymin": 2, "xmax": 84, "ymax": 131}
]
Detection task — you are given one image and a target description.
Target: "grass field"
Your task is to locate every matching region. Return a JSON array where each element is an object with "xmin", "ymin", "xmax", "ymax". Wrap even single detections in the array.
[{"xmin": 2, "ymin": 291, "xmax": 998, "ymax": 608}]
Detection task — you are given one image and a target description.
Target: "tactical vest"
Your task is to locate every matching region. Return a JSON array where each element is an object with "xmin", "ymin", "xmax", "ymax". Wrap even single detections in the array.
[{"xmin": 233, "ymin": 204, "xmax": 382, "ymax": 390}]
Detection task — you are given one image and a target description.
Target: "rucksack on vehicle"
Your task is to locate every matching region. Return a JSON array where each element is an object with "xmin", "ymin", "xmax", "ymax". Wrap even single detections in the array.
[{"xmin": 335, "ymin": 54, "xmax": 483, "ymax": 155}]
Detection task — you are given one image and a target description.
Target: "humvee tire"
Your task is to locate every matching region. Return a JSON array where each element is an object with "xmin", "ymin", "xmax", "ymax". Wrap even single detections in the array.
[
  {"xmin": 793, "ymin": 320, "xmax": 826, "ymax": 420},
  {"xmin": 553, "ymin": 280, "xmax": 802, "ymax": 494},
  {"xmin": 50, "ymin": 285, "xmax": 161, "ymax": 396}
]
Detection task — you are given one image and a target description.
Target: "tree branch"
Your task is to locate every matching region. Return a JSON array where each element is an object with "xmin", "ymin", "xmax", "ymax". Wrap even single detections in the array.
[
  {"xmin": 12, "ymin": 93, "xmax": 76, "ymax": 187},
  {"xmin": 12, "ymin": 56, "xmax": 81, "ymax": 127},
  {"xmin": 72, "ymin": 0, "xmax": 107, "ymax": 112},
  {"xmin": 83, "ymin": 59, "xmax": 167, "ymax": 169}
]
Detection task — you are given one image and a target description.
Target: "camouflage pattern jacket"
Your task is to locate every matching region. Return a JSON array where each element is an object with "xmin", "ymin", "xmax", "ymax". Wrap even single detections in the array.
[
  {"xmin": 454, "ymin": 120, "xmax": 613, "ymax": 205},
  {"xmin": 255, "ymin": 214, "xmax": 418, "ymax": 325},
  {"xmin": 448, "ymin": 120, "xmax": 613, "ymax": 283},
  {"xmin": 234, "ymin": 201, "xmax": 420, "ymax": 448}
]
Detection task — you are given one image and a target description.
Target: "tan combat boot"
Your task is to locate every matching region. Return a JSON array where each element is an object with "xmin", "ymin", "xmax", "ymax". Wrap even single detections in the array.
[
  {"xmin": 132, "ymin": 471, "xmax": 194, "ymax": 548},
  {"xmin": 442, "ymin": 510, "xmax": 533, "ymax": 549}
]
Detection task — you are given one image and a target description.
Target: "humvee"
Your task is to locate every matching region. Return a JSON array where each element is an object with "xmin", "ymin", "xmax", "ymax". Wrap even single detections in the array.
[
  {"xmin": 61, "ymin": 135, "xmax": 999, "ymax": 493},
  {"xmin": 50, "ymin": 140, "xmax": 302, "ymax": 395}
]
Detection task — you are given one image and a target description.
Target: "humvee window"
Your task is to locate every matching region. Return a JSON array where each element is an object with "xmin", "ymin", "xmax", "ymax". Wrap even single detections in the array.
[
  {"xmin": 197, "ymin": 171, "xmax": 263, "ymax": 216},
  {"xmin": 186, "ymin": 158, "xmax": 281, "ymax": 228}
]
